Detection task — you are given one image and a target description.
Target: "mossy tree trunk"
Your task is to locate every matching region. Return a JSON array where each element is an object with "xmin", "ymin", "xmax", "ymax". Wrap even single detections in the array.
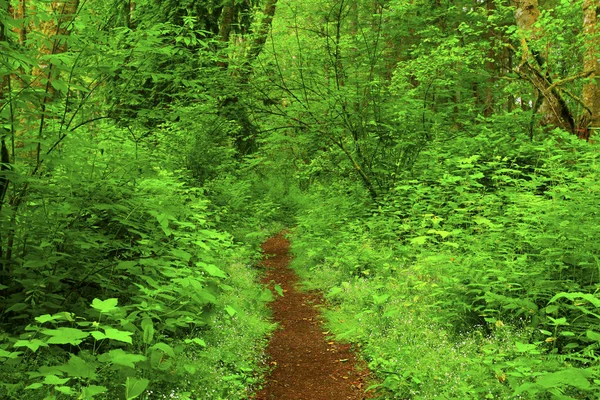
[{"xmin": 582, "ymin": 0, "xmax": 599, "ymax": 139}]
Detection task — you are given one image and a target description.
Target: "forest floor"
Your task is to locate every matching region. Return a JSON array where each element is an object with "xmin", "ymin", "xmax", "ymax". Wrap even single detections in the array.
[{"xmin": 253, "ymin": 232, "xmax": 372, "ymax": 400}]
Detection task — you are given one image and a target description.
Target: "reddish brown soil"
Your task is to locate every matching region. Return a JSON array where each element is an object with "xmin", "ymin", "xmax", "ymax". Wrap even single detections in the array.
[{"xmin": 253, "ymin": 233, "xmax": 372, "ymax": 400}]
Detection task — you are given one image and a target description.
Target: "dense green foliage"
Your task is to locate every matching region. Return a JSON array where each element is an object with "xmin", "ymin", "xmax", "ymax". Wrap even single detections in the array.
[
  {"xmin": 0, "ymin": 0, "xmax": 284, "ymax": 398},
  {"xmin": 290, "ymin": 130, "xmax": 600, "ymax": 398},
  {"xmin": 1, "ymin": 0, "xmax": 600, "ymax": 398},
  {"xmin": 262, "ymin": 0, "xmax": 600, "ymax": 398}
]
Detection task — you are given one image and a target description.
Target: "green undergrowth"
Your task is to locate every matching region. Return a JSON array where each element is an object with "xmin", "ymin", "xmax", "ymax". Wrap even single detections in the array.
[
  {"xmin": 289, "ymin": 131, "xmax": 600, "ymax": 399},
  {"xmin": 0, "ymin": 121, "xmax": 279, "ymax": 400}
]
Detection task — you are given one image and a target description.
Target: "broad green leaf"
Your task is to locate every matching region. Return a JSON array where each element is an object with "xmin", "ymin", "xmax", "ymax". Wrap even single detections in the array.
[
  {"xmin": 150, "ymin": 348, "xmax": 165, "ymax": 368},
  {"xmin": 225, "ymin": 306, "xmax": 237, "ymax": 317},
  {"xmin": 25, "ymin": 383, "xmax": 43, "ymax": 390},
  {"xmin": 515, "ymin": 341, "xmax": 537, "ymax": 353},
  {"xmin": 7, "ymin": 303, "xmax": 29, "ymax": 312},
  {"xmin": 116, "ymin": 261, "xmax": 138, "ymax": 271},
  {"xmin": 55, "ymin": 386, "xmax": 73, "ymax": 395},
  {"xmin": 427, "ymin": 229, "xmax": 452, "ymax": 238},
  {"xmin": 187, "ymin": 277, "xmax": 207, "ymax": 293},
  {"xmin": 545, "ymin": 304, "xmax": 559, "ymax": 314},
  {"xmin": 220, "ymin": 284, "xmax": 234, "ymax": 292},
  {"xmin": 586, "ymin": 330, "xmax": 600, "ymax": 341},
  {"xmin": 150, "ymin": 342, "xmax": 175, "ymax": 358},
  {"xmin": 141, "ymin": 318, "xmax": 155, "ymax": 344},
  {"xmin": 35, "ymin": 314, "xmax": 60, "ymax": 324},
  {"xmin": 43, "ymin": 375, "xmax": 70, "ymax": 385},
  {"xmin": 50, "ymin": 79, "xmax": 69, "ymax": 93},
  {"xmin": 170, "ymin": 248, "xmax": 192, "ymax": 262},
  {"xmin": 0, "ymin": 348, "xmax": 23, "ymax": 359},
  {"xmin": 91, "ymin": 331, "xmax": 106, "ymax": 341},
  {"xmin": 410, "ymin": 236, "xmax": 430, "ymax": 245},
  {"xmin": 536, "ymin": 368, "xmax": 591, "ymax": 390},
  {"xmin": 91, "ymin": 298, "xmax": 119, "ymax": 313},
  {"xmin": 81, "ymin": 385, "xmax": 107, "ymax": 399},
  {"xmin": 473, "ymin": 216, "xmax": 493, "ymax": 226},
  {"xmin": 514, "ymin": 382, "xmax": 537, "ymax": 396},
  {"xmin": 194, "ymin": 240, "xmax": 211, "ymax": 251},
  {"xmin": 199, "ymin": 263, "xmax": 227, "ymax": 278},
  {"xmin": 373, "ymin": 293, "xmax": 390, "ymax": 305},
  {"xmin": 41, "ymin": 328, "xmax": 89, "ymax": 345},
  {"xmin": 103, "ymin": 328, "xmax": 133, "ymax": 344},
  {"xmin": 548, "ymin": 292, "xmax": 600, "ymax": 308},
  {"xmin": 125, "ymin": 377, "xmax": 149, "ymax": 400},
  {"xmin": 184, "ymin": 338, "xmax": 206, "ymax": 347},
  {"xmin": 98, "ymin": 349, "xmax": 146, "ymax": 368},
  {"xmin": 14, "ymin": 339, "xmax": 48, "ymax": 352},
  {"xmin": 28, "ymin": 366, "xmax": 63, "ymax": 378},
  {"xmin": 154, "ymin": 213, "xmax": 171, "ymax": 236},
  {"xmin": 58, "ymin": 355, "xmax": 96, "ymax": 379},
  {"xmin": 328, "ymin": 286, "xmax": 343, "ymax": 297},
  {"xmin": 548, "ymin": 316, "xmax": 568, "ymax": 326},
  {"xmin": 193, "ymin": 289, "xmax": 217, "ymax": 305}
]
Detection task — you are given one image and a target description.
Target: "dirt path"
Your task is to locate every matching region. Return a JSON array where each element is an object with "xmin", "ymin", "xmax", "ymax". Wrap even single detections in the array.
[{"xmin": 254, "ymin": 233, "xmax": 371, "ymax": 400}]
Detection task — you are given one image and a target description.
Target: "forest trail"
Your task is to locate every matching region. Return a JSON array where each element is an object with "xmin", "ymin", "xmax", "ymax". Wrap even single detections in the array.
[{"xmin": 254, "ymin": 233, "xmax": 371, "ymax": 400}]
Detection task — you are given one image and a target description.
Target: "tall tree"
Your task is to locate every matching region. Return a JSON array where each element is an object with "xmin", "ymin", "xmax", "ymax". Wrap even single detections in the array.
[
  {"xmin": 219, "ymin": 0, "xmax": 279, "ymax": 155},
  {"xmin": 582, "ymin": 0, "xmax": 599, "ymax": 139},
  {"xmin": 0, "ymin": 0, "xmax": 11, "ymax": 214},
  {"xmin": 514, "ymin": 0, "xmax": 577, "ymax": 135},
  {"xmin": 33, "ymin": 0, "xmax": 80, "ymax": 163}
]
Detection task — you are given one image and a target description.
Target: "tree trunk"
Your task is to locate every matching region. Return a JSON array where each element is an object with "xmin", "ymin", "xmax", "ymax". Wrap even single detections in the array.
[
  {"xmin": 483, "ymin": 0, "xmax": 497, "ymax": 117},
  {"xmin": 116, "ymin": 0, "xmax": 132, "ymax": 28},
  {"xmin": 40, "ymin": 1, "xmax": 80, "ymax": 55},
  {"xmin": 581, "ymin": 0, "xmax": 599, "ymax": 139},
  {"xmin": 11, "ymin": 0, "xmax": 27, "ymax": 44},
  {"xmin": 0, "ymin": 1, "xmax": 11, "ymax": 214},
  {"xmin": 31, "ymin": 0, "xmax": 79, "ymax": 164},
  {"xmin": 514, "ymin": 0, "xmax": 576, "ymax": 135},
  {"xmin": 245, "ymin": 0, "xmax": 278, "ymax": 68},
  {"xmin": 217, "ymin": 0, "xmax": 235, "ymax": 69},
  {"xmin": 238, "ymin": 0, "xmax": 278, "ymax": 153},
  {"xmin": 515, "ymin": 0, "xmax": 540, "ymax": 32}
]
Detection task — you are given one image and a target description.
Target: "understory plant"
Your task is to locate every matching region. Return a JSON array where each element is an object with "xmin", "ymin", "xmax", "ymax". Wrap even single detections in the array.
[
  {"xmin": 289, "ymin": 129, "xmax": 600, "ymax": 399},
  {"xmin": 0, "ymin": 122, "xmax": 275, "ymax": 399}
]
